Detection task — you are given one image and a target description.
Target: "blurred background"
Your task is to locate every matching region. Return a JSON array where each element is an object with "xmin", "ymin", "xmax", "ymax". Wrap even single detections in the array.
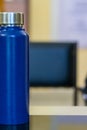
[
  {"xmin": 0, "ymin": 0, "xmax": 87, "ymax": 105},
  {"xmin": 1, "ymin": 0, "xmax": 87, "ymax": 130},
  {"xmin": 30, "ymin": 116, "xmax": 87, "ymax": 130}
]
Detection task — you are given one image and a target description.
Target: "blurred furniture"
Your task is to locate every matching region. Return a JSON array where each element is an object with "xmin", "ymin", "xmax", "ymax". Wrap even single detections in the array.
[
  {"xmin": 51, "ymin": 116, "xmax": 87, "ymax": 130},
  {"xmin": 30, "ymin": 115, "xmax": 87, "ymax": 130},
  {"xmin": 30, "ymin": 42, "xmax": 77, "ymax": 105}
]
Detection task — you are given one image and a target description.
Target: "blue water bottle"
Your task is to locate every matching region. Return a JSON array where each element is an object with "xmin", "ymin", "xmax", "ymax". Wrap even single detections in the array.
[{"xmin": 0, "ymin": 12, "xmax": 29, "ymax": 130}]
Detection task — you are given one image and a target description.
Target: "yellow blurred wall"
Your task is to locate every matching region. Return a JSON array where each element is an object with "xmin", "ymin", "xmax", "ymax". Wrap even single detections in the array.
[
  {"xmin": 29, "ymin": 0, "xmax": 50, "ymax": 41},
  {"xmin": 29, "ymin": 0, "xmax": 87, "ymax": 87},
  {"xmin": 78, "ymin": 49, "xmax": 87, "ymax": 87},
  {"xmin": 0, "ymin": 0, "xmax": 4, "ymax": 11}
]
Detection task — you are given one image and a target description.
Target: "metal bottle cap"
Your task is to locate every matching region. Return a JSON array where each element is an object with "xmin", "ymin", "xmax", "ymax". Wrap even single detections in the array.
[{"xmin": 0, "ymin": 12, "xmax": 24, "ymax": 26}]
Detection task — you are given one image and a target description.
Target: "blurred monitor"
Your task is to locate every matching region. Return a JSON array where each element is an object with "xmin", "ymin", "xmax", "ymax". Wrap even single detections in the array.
[{"xmin": 30, "ymin": 42, "xmax": 77, "ymax": 87}]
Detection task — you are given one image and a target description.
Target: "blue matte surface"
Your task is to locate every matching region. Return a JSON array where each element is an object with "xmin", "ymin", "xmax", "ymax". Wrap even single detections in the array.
[
  {"xmin": 0, "ymin": 26, "xmax": 29, "ymax": 125},
  {"xmin": 30, "ymin": 44, "xmax": 72, "ymax": 86}
]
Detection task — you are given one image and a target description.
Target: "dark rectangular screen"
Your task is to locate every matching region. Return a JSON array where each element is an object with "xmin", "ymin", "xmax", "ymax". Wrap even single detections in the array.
[{"xmin": 30, "ymin": 42, "xmax": 77, "ymax": 87}]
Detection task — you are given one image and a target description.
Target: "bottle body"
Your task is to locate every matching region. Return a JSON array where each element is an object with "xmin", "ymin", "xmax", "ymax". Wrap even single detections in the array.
[{"xmin": 0, "ymin": 26, "xmax": 29, "ymax": 129}]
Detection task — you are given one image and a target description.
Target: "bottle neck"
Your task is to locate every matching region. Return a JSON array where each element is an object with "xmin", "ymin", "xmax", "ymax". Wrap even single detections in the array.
[
  {"xmin": 0, "ymin": 24, "xmax": 23, "ymax": 28},
  {"xmin": 0, "ymin": 25, "xmax": 24, "ymax": 30}
]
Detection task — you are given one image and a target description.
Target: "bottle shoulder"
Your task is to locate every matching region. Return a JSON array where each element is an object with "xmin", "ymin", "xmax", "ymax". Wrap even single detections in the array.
[{"xmin": 0, "ymin": 26, "xmax": 29, "ymax": 38}]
